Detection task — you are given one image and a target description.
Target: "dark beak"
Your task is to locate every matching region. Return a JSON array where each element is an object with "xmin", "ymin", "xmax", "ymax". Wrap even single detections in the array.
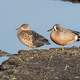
[
  {"xmin": 16, "ymin": 27, "xmax": 19, "ymax": 30},
  {"xmin": 47, "ymin": 28, "xmax": 53, "ymax": 32}
]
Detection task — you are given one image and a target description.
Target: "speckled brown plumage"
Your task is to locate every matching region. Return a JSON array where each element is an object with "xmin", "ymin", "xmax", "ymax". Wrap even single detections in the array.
[{"xmin": 17, "ymin": 24, "xmax": 50, "ymax": 48}]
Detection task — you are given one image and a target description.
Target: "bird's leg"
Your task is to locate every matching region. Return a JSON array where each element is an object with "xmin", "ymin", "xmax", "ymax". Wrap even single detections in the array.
[{"xmin": 61, "ymin": 46, "xmax": 64, "ymax": 50}]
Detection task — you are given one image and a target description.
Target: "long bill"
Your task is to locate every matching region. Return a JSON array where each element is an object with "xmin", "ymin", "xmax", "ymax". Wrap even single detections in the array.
[{"xmin": 16, "ymin": 27, "xmax": 20, "ymax": 30}]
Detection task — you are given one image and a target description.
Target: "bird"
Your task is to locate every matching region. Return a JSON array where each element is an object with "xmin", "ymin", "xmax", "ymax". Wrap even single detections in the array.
[
  {"xmin": 48, "ymin": 24, "xmax": 80, "ymax": 49},
  {"xmin": 16, "ymin": 24, "xmax": 50, "ymax": 49}
]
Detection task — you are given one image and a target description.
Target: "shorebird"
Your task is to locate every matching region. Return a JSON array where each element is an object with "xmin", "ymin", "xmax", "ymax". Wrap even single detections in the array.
[
  {"xmin": 48, "ymin": 24, "xmax": 80, "ymax": 49},
  {"xmin": 16, "ymin": 24, "xmax": 50, "ymax": 49}
]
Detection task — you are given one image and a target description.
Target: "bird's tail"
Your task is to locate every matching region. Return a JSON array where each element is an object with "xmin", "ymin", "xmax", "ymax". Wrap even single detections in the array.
[
  {"xmin": 43, "ymin": 39, "xmax": 51, "ymax": 45},
  {"xmin": 46, "ymin": 41, "xmax": 51, "ymax": 45},
  {"xmin": 77, "ymin": 35, "xmax": 80, "ymax": 41}
]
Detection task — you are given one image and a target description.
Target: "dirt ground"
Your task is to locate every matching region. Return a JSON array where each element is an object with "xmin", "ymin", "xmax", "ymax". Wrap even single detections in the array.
[{"xmin": 0, "ymin": 47, "xmax": 80, "ymax": 80}]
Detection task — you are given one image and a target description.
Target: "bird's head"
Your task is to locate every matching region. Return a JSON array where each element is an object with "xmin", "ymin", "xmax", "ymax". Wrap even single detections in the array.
[
  {"xmin": 16, "ymin": 24, "xmax": 31, "ymax": 31},
  {"xmin": 48, "ymin": 24, "xmax": 63, "ymax": 32}
]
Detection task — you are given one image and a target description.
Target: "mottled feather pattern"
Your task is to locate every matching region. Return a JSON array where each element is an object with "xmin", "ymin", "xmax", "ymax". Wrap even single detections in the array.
[
  {"xmin": 17, "ymin": 30, "xmax": 50, "ymax": 47},
  {"xmin": 31, "ymin": 31, "xmax": 50, "ymax": 47}
]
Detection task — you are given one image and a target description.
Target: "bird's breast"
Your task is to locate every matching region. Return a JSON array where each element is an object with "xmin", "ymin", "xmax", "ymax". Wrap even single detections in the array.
[{"xmin": 17, "ymin": 32, "xmax": 35, "ymax": 48}]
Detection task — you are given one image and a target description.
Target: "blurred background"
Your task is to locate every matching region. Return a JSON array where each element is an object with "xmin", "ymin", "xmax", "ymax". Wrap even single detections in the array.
[
  {"xmin": 61, "ymin": 0, "xmax": 80, "ymax": 3},
  {"xmin": 0, "ymin": 0, "xmax": 80, "ymax": 63}
]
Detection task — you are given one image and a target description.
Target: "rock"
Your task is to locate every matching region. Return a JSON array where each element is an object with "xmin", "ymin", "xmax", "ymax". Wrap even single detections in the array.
[
  {"xmin": 0, "ymin": 50, "xmax": 15, "ymax": 57},
  {"xmin": 0, "ymin": 48, "xmax": 80, "ymax": 80}
]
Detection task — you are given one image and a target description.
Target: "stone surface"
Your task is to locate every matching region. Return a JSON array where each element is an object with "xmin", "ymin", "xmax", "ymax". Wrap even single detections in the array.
[{"xmin": 0, "ymin": 47, "xmax": 80, "ymax": 80}]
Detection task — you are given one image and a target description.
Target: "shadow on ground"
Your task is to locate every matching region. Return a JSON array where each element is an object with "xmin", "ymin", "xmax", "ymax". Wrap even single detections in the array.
[{"xmin": 0, "ymin": 47, "xmax": 80, "ymax": 80}]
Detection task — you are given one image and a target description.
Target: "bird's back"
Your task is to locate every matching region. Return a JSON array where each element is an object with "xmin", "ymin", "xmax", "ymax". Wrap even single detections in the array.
[{"xmin": 31, "ymin": 30, "xmax": 50, "ymax": 47}]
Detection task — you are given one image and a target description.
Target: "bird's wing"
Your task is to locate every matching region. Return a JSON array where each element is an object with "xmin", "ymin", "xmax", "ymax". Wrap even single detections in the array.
[
  {"xmin": 62, "ymin": 27, "xmax": 80, "ymax": 35},
  {"xmin": 32, "ymin": 31, "xmax": 48, "ymax": 43},
  {"xmin": 31, "ymin": 30, "xmax": 50, "ymax": 45},
  {"xmin": 19, "ymin": 30, "xmax": 50, "ymax": 47},
  {"xmin": 68, "ymin": 29, "xmax": 80, "ymax": 35},
  {"xmin": 71, "ymin": 30, "xmax": 80, "ymax": 35}
]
